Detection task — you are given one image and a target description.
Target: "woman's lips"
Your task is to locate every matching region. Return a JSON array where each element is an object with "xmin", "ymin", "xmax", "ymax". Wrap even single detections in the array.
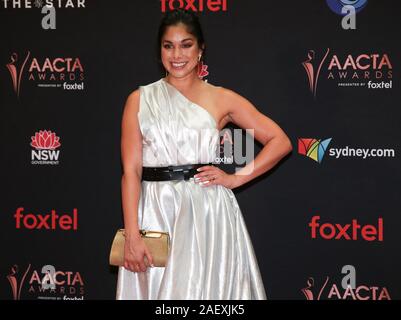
[{"xmin": 170, "ymin": 61, "xmax": 188, "ymax": 69}]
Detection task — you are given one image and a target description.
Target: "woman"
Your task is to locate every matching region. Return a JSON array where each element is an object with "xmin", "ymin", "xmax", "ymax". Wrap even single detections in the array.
[{"xmin": 116, "ymin": 9, "xmax": 292, "ymax": 300}]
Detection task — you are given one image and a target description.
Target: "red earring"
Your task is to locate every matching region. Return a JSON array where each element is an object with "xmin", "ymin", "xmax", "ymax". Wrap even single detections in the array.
[{"xmin": 197, "ymin": 56, "xmax": 209, "ymax": 80}]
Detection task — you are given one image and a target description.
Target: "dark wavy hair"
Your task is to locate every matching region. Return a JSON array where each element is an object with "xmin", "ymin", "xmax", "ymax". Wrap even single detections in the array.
[{"xmin": 156, "ymin": 9, "xmax": 206, "ymax": 71}]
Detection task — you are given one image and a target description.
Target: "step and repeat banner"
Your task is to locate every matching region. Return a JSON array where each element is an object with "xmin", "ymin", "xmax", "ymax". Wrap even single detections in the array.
[{"xmin": 0, "ymin": 0, "xmax": 400, "ymax": 300}]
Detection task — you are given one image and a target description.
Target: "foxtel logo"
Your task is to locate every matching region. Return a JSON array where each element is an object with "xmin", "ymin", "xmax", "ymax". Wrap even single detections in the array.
[
  {"xmin": 14, "ymin": 207, "xmax": 78, "ymax": 231},
  {"xmin": 309, "ymin": 216, "xmax": 383, "ymax": 242},
  {"xmin": 160, "ymin": 0, "xmax": 228, "ymax": 12}
]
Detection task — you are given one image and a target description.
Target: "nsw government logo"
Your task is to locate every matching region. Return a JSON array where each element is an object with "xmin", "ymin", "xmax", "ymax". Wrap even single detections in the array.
[{"xmin": 30, "ymin": 130, "xmax": 61, "ymax": 165}]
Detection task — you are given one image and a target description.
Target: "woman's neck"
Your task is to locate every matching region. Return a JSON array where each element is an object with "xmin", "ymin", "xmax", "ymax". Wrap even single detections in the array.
[{"xmin": 164, "ymin": 73, "xmax": 202, "ymax": 93}]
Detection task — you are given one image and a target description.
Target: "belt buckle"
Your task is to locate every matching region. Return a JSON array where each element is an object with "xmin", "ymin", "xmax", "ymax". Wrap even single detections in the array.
[
  {"xmin": 166, "ymin": 165, "xmax": 180, "ymax": 180},
  {"xmin": 183, "ymin": 169, "xmax": 191, "ymax": 180},
  {"xmin": 168, "ymin": 165, "xmax": 182, "ymax": 172},
  {"xmin": 165, "ymin": 166, "xmax": 173, "ymax": 179},
  {"xmin": 166, "ymin": 165, "xmax": 194, "ymax": 181}
]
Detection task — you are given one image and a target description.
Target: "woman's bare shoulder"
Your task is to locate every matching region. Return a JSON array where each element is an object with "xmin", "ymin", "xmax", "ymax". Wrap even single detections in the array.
[
  {"xmin": 203, "ymin": 81, "xmax": 229, "ymax": 99},
  {"xmin": 205, "ymin": 81, "xmax": 240, "ymax": 96},
  {"xmin": 124, "ymin": 88, "xmax": 141, "ymax": 114},
  {"xmin": 204, "ymin": 82, "xmax": 245, "ymax": 108},
  {"xmin": 128, "ymin": 88, "xmax": 140, "ymax": 99},
  {"xmin": 125, "ymin": 79, "xmax": 160, "ymax": 105}
]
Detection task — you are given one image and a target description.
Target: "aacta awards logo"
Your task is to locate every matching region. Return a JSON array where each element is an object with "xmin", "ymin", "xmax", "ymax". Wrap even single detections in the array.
[
  {"xmin": 6, "ymin": 52, "xmax": 31, "ymax": 98},
  {"xmin": 309, "ymin": 215, "xmax": 384, "ymax": 242},
  {"xmin": 6, "ymin": 51, "xmax": 85, "ymax": 98},
  {"xmin": 30, "ymin": 130, "xmax": 61, "ymax": 165},
  {"xmin": 7, "ymin": 264, "xmax": 84, "ymax": 300},
  {"xmin": 1, "ymin": 0, "xmax": 86, "ymax": 9},
  {"xmin": 302, "ymin": 48, "xmax": 393, "ymax": 98},
  {"xmin": 301, "ymin": 265, "xmax": 390, "ymax": 300},
  {"xmin": 160, "ymin": 0, "xmax": 228, "ymax": 12},
  {"xmin": 14, "ymin": 207, "xmax": 79, "ymax": 231}
]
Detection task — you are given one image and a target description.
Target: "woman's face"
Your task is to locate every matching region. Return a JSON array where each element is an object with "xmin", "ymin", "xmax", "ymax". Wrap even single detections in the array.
[{"xmin": 161, "ymin": 23, "xmax": 203, "ymax": 79}]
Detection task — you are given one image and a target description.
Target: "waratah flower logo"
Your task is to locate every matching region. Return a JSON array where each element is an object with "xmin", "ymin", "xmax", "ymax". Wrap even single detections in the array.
[{"xmin": 30, "ymin": 130, "xmax": 61, "ymax": 150}]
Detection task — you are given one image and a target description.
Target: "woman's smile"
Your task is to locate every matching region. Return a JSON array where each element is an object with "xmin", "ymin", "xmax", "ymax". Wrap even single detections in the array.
[{"xmin": 170, "ymin": 61, "xmax": 188, "ymax": 69}]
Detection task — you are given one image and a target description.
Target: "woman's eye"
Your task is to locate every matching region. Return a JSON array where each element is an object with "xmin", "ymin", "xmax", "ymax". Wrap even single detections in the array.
[{"xmin": 163, "ymin": 43, "xmax": 192, "ymax": 49}]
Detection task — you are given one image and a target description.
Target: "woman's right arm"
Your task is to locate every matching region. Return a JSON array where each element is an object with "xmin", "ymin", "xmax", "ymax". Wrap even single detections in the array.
[{"xmin": 121, "ymin": 89, "xmax": 153, "ymax": 273}]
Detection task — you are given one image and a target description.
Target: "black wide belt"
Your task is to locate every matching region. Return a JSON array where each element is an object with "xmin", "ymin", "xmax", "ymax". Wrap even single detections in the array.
[{"xmin": 142, "ymin": 163, "xmax": 214, "ymax": 181}]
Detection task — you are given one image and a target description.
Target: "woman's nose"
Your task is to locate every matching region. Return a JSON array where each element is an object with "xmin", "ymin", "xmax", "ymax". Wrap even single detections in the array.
[{"xmin": 173, "ymin": 47, "xmax": 182, "ymax": 59}]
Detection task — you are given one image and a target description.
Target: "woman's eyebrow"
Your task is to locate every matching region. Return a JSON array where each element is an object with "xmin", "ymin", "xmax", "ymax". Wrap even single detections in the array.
[{"xmin": 163, "ymin": 38, "xmax": 194, "ymax": 43}]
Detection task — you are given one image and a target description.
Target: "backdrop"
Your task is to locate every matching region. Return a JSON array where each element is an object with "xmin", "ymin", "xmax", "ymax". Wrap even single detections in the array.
[{"xmin": 0, "ymin": 0, "xmax": 400, "ymax": 300}]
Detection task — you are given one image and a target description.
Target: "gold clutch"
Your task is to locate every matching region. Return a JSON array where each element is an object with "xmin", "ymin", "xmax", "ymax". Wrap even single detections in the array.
[{"xmin": 109, "ymin": 229, "xmax": 170, "ymax": 267}]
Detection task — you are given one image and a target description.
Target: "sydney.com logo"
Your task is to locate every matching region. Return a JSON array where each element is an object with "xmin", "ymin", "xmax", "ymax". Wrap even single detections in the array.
[{"xmin": 298, "ymin": 138, "xmax": 396, "ymax": 164}]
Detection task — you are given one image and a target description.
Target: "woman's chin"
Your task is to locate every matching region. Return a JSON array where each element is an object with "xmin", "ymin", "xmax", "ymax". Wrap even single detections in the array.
[
  {"xmin": 168, "ymin": 70, "xmax": 187, "ymax": 77},
  {"xmin": 167, "ymin": 70, "xmax": 197, "ymax": 79}
]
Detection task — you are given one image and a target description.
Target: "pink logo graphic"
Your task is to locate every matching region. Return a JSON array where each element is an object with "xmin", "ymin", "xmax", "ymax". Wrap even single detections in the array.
[
  {"xmin": 6, "ymin": 52, "xmax": 85, "ymax": 96},
  {"xmin": 302, "ymin": 48, "xmax": 330, "ymax": 98},
  {"xmin": 7, "ymin": 264, "xmax": 31, "ymax": 300},
  {"xmin": 30, "ymin": 130, "xmax": 61, "ymax": 150},
  {"xmin": 302, "ymin": 277, "xmax": 330, "ymax": 300},
  {"xmin": 7, "ymin": 263, "xmax": 85, "ymax": 299},
  {"xmin": 6, "ymin": 51, "xmax": 31, "ymax": 98},
  {"xmin": 302, "ymin": 275, "xmax": 391, "ymax": 300}
]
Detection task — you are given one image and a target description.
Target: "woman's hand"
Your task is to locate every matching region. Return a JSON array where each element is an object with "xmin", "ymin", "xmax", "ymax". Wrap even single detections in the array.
[
  {"xmin": 194, "ymin": 165, "xmax": 242, "ymax": 189},
  {"xmin": 123, "ymin": 232, "xmax": 154, "ymax": 273}
]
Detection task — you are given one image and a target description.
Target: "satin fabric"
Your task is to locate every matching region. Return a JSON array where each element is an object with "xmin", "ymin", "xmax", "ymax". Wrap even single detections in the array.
[{"xmin": 116, "ymin": 78, "xmax": 267, "ymax": 300}]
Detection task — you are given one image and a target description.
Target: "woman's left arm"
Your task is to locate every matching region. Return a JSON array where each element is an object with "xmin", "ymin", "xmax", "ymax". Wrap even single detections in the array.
[{"xmin": 195, "ymin": 87, "xmax": 293, "ymax": 189}]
